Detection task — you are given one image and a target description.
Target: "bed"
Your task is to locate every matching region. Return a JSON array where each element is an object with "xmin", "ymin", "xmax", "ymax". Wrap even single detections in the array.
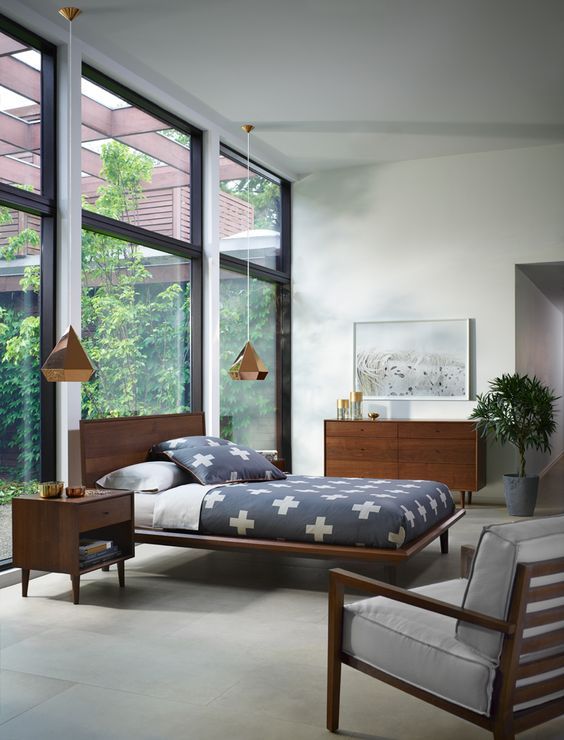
[{"xmin": 80, "ymin": 412, "xmax": 465, "ymax": 576}]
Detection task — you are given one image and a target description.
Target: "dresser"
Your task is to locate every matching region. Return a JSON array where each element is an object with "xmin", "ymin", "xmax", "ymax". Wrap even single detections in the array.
[{"xmin": 324, "ymin": 419, "xmax": 486, "ymax": 507}]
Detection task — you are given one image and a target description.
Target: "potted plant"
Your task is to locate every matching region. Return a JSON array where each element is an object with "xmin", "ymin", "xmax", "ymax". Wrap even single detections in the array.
[{"xmin": 469, "ymin": 373, "xmax": 558, "ymax": 516}]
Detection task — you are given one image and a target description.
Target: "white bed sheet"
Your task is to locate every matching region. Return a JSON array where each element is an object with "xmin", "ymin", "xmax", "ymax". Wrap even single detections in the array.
[
  {"xmin": 134, "ymin": 492, "xmax": 158, "ymax": 528},
  {"xmin": 149, "ymin": 483, "xmax": 224, "ymax": 531}
]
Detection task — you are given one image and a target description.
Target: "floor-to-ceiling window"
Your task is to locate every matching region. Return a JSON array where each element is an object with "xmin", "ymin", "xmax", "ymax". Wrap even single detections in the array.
[
  {"xmin": 219, "ymin": 147, "xmax": 291, "ymax": 465},
  {"xmin": 0, "ymin": 17, "xmax": 56, "ymax": 564},
  {"xmin": 80, "ymin": 67, "xmax": 202, "ymax": 419}
]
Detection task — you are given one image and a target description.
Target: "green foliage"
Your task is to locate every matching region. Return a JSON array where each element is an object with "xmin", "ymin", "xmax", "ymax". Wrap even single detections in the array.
[
  {"xmin": 0, "ymin": 478, "xmax": 37, "ymax": 504},
  {"xmin": 469, "ymin": 373, "xmax": 559, "ymax": 477},
  {"xmin": 220, "ymin": 175, "xmax": 280, "ymax": 232}
]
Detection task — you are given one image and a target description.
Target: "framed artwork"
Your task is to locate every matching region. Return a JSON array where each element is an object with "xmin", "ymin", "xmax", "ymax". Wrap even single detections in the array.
[{"xmin": 354, "ymin": 319, "xmax": 470, "ymax": 400}]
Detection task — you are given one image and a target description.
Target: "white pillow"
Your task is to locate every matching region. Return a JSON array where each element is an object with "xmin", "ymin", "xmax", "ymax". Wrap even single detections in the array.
[{"xmin": 96, "ymin": 461, "xmax": 192, "ymax": 493}]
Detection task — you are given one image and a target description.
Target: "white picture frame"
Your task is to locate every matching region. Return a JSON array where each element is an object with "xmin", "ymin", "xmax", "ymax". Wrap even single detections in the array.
[{"xmin": 354, "ymin": 319, "xmax": 470, "ymax": 400}]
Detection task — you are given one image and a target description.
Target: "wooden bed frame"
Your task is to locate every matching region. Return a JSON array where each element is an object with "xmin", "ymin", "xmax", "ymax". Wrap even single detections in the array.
[{"xmin": 80, "ymin": 412, "xmax": 465, "ymax": 573}]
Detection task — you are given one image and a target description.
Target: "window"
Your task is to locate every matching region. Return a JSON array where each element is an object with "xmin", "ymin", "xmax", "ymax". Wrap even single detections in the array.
[
  {"xmin": 219, "ymin": 146, "xmax": 290, "ymax": 464},
  {"xmin": 82, "ymin": 232, "xmax": 191, "ymax": 417},
  {"xmin": 219, "ymin": 150, "xmax": 282, "ymax": 272},
  {"xmin": 219, "ymin": 269, "xmax": 278, "ymax": 448},
  {"xmin": 81, "ymin": 74, "xmax": 192, "ymax": 242},
  {"xmin": 81, "ymin": 67, "xmax": 202, "ymax": 419},
  {"xmin": 0, "ymin": 16, "xmax": 56, "ymax": 565}
]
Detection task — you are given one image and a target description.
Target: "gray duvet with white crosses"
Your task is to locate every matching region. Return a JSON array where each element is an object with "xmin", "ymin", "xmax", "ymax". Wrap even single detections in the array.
[{"xmin": 199, "ymin": 476, "xmax": 455, "ymax": 549}]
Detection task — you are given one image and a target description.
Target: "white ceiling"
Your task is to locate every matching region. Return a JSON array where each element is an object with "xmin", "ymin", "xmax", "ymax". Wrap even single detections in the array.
[{"xmin": 15, "ymin": 0, "xmax": 564, "ymax": 176}]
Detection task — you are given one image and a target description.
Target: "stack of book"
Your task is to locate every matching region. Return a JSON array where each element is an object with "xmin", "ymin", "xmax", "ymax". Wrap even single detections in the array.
[{"xmin": 79, "ymin": 539, "xmax": 120, "ymax": 567}]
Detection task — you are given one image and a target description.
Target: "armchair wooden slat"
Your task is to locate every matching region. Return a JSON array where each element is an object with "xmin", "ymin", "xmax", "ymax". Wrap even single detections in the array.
[
  {"xmin": 528, "ymin": 582, "xmax": 564, "ymax": 602},
  {"xmin": 514, "ymin": 674, "xmax": 564, "ymax": 706},
  {"xmin": 521, "ymin": 627, "xmax": 564, "ymax": 655},
  {"xmin": 517, "ymin": 651, "xmax": 564, "ymax": 679},
  {"xmin": 525, "ymin": 605, "xmax": 564, "ymax": 628}
]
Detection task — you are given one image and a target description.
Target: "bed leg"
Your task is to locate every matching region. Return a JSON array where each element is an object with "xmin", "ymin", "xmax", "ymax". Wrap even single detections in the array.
[
  {"xmin": 440, "ymin": 530, "xmax": 449, "ymax": 554},
  {"xmin": 327, "ymin": 573, "xmax": 344, "ymax": 732}
]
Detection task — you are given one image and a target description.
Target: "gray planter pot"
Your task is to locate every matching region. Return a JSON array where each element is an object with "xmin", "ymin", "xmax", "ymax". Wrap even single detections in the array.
[{"xmin": 503, "ymin": 474, "xmax": 539, "ymax": 517}]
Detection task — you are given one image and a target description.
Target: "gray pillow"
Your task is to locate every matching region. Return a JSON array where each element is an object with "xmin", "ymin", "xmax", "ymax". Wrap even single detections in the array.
[
  {"xmin": 96, "ymin": 461, "xmax": 193, "ymax": 492},
  {"xmin": 164, "ymin": 444, "xmax": 286, "ymax": 485},
  {"xmin": 148, "ymin": 435, "xmax": 232, "ymax": 460}
]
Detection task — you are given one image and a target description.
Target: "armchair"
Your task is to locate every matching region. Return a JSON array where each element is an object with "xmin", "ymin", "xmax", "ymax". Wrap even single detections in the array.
[{"xmin": 327, "ymin": 515, "xmax": 564, "ymax": 739}]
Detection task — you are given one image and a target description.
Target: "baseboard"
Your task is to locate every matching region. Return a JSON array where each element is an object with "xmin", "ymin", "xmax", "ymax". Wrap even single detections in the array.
[
  {"xmin": 0, "ymin": 567, "xmax": 45, "ymax": 590},
  {"xmin": 539, "ymin": 450, "xmax": 564, "ymax": 479}
]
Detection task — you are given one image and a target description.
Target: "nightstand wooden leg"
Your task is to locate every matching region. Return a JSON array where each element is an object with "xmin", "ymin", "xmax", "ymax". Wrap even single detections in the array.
[
  {"xmin": 21, "ymin": 569, "xmax": 30, "ymax": 597},
  {"xmin": 101, "ymin": 565, "xmax": 110, "ymax": 571},
  {"xmin": 117, "ymin": 560, "xmax": 125, "ymax": 587},
  {"xmin": 440, "ymin": 530, "xmax": 449, "ymax": 554},
  {"xmin": 467, "ymin": 491, "xmax": 473, "ymax": 505},
  {"xmin": 460, "ymin": 491, "xmax": 466, "ymax": 509},
  {"xmin": 71, "ymin": 575, "xmax": 80, "ymax": 604}
]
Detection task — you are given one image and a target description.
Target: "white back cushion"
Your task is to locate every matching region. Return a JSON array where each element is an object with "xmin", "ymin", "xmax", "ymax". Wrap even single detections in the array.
[{"xmin": 457, "ymin": 514, "xmax": 564, "ymax": 660}]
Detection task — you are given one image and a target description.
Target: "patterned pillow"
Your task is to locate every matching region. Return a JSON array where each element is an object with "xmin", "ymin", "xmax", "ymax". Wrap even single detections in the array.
[
  {"xmin": 148, "ymin": 435, "xmax": 232, "ymax": 460},
  {"xmin": 164, "ymin": 444, "xmax": 286, "ymax": 484}
]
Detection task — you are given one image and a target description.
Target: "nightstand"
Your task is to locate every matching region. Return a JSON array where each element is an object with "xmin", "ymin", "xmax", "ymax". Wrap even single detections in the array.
[{"xmin": 12, "ymin": 489, "xmax": 134, "ymax": 604}]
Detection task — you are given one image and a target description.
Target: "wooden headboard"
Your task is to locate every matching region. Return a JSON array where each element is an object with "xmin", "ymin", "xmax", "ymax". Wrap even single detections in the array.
[{"xmin": 80, "ymin": 412, "xmax": 206, "ymax": 486}]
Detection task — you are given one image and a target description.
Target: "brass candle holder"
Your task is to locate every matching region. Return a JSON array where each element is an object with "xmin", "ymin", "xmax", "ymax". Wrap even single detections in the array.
[
  {"xmin": 367, "ymin": 411, "xmax": 380, "ymax": 421},
  {"xmin": 38, "ymin": 481, "xmax": 64, "ymax": 498},
  {"xmin": 336, "ymin": 398, "xmax": 350, "ymax": 420}
]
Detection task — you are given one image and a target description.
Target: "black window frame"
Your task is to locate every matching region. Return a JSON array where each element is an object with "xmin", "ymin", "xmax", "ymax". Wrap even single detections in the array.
[
  {"xmin": 80, "ymin": 65, "xmax": 204, "ymax": 412},
  {"xmin": 219, "ymin": 144, "xmax": 291, "ymax": 469},
  {"xmin": 0, "ymin": 13, "xmax": 57, "ymax": 567}
]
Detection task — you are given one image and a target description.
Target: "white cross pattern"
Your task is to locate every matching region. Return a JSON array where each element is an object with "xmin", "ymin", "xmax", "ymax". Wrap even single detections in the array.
[
  {"xmin": 204, "ymin": 491, "xmax": 225, "ymax": 509},
  {"xmin": 193, "ymin": 453, "xmax": 214, "ymax": 468},
  {"xmin": 332, "ymin": 481, "xmax": 350, "ymax": 485},
  {"xmin": 265, "ymin": 470, "xmax": 274, "ymax": 480},
  {"xmin": 370, "ymin": 493, "xmax": 396, "ymax": 499},
  {"xmin": 230, "ymin": 447, "xmax": 251, "ymax": 460},
  {"xmin": 388, "ymin": 526, "xmax": 406, "ymax": 547},
  {"xmin": 343, "ymin": 489, "xmax": 365, "ymax": 494},
  {"xmin": 206, "ymin": 439, "xmax": 222, "ymax": 447},
  {"xmin": 426, "ymin": 494, "xmax": 438, "ymax": 515},
  {"xmin": 270, "ymin": 483, "xmax": 291, "ymax": 488},
  {"xmin": 321, "ymin": 494, "xmax": 348, "ymax": 500},
  {"xmin": 400, "ymin": 505, "xmax": 416, "ymax": 528},
  {"xmin": 385, "ymin": 489, "xmax": 407, "ymax": 494},
  {"xmin": 397, "ymin": 483, "xmax": 421, "ymax": 489},
  {"xmin": 296, "ymin": 488, "xmax": 317, "ymax": 493},
  {"xmin": 272, "ymin": 496, "xmax": 300, "ymax": 515},
  {"xmin": 229, "ymin": 510, "xmax": 255, "ymax": 535},
  {"xmin": 355, "ymin": 484, "xmax": 379, "ymax": 489},
  {"xmin": 305, "ymin": 516, "xmax": 333, "ymax": 542},
  {"xmin": 414, "ymin": 499, "xmax": 427, "ymax": 522},
  {"xmin": 247, "ymin": 488, "xmax": 271, "ymax": 495},
  {"xmin": 229, "ymin": 472, "xmax": 240, "ymax": 481},
  {"xmin": 437, "ymin": 487, "xmax": 449, "ymax": 507},
  {"xmin": 313, "ymin": 484, "xmax": 334, "ymax": 489},
  {"xmin": 352, "ymin": 501, "xmax": 382, "ymax": 520}
]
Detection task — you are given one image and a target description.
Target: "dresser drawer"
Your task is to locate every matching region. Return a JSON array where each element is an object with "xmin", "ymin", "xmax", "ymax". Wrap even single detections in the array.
[
  {"xmin": 78, "ymin": 496, "xmax": 131, "ymax": 532},
  {"xmin": 398, "ymin": 463, "xmax": 477, "ymax": 490},
  {"xmin": 325, "ymin": 436, "xmax": 397, "ymax": 462},
  {"xmin": 399, "ymin": 438, "xmax": 475, "ymax": 465},
  {"xmin": 325, "ymin": 421, "xmax": 397, "ymax": 438},
  {"xmin": 398, "ymin": 421, "xmax": 476, "ymax": 439},
  {"xmin": 326, "ymin": 460, "xmax": 399, "ymax": 479}
]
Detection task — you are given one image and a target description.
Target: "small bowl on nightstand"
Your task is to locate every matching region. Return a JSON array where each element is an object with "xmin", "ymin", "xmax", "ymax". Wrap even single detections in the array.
[
  {"xmin": 66, "ymin": 485, "xmax": 86, "ymax": 498},
  {"xmin": 367, "ymin": 412, "xmax": 380, "ymax": 421}
]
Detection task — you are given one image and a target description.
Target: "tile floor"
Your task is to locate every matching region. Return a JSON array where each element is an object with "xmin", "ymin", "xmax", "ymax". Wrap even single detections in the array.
[{"xmin": 1, "ymin": 464, "xmax": 563, "ymax": 740}]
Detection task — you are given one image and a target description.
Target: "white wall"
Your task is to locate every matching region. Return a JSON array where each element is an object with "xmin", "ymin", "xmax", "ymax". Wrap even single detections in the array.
[
  {"xmin": 515, "ymin": 269, "xmax": 564, "ymax": 474},
  {"xmin": 292, "ymin": 144, "xmax": 564, "ymax": 502}
]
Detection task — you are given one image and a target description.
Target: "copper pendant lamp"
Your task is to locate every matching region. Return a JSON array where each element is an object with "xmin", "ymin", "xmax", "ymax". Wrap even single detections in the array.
[
  {"xmin": 41, "ymin": 7, "xmax": 95, "ymax": 383},
  {"xmin": 228, "ymin": 125, "xmax": 268, "ymax": 381}
]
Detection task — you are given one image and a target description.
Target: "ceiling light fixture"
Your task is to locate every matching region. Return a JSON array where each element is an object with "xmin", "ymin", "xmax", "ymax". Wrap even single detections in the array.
[
  {"xmin": 228, "ymin": 125, "xmax": 268, "ymax": 381},
  {"xmin": 42, "ymin": 7, "xmax": 94, "ymax": 382}
]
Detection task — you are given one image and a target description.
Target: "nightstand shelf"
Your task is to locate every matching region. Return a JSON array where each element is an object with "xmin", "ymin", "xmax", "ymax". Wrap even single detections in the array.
[{"xmin": 12, "ymin": 489, "xmax": 134, "ymax": 604}]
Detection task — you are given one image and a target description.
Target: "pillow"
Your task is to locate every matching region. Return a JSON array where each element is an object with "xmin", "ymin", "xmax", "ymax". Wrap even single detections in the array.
[
  {"xmin": 148, "ymin": 435, "xmax": 232, "ymax": 460},
  {"xmin": 164, "ymin": 444, "xmax": 286, "ymax": 485},
  {"xmin": 96, "ymin": 461, "xmax": 193, "ymax": 492}
]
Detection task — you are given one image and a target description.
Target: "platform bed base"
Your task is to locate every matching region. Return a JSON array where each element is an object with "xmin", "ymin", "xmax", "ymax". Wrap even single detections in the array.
[{"xmin": 134, "ymin": 509, "xmax": 465, "ymax": 573}]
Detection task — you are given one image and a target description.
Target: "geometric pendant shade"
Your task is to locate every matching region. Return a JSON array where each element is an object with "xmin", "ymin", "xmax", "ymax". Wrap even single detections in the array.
[
  {"xmin": 41, "ymin": 325, "xmax": 95, "ymax": 382},
  {"xmin": 228, "ymin": 340, "xmax": 268, "ymax": 381}
]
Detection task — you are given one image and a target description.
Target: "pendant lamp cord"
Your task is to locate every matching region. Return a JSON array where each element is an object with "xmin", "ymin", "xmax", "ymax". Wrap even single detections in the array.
[{"xmin": 246, "ymin": 130, "xmax": 250, "ymax": 344}]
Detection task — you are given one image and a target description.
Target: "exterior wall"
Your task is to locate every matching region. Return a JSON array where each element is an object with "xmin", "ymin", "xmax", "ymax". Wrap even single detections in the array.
[{"xmin": 292, "ymin": 143, "xmax": 564, "ymax": 502}]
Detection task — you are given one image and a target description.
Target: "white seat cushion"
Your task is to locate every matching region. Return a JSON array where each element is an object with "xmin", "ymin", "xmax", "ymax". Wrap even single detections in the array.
[
  {"xmin": 342, "ymin": 579, "xmax": 497, "ymax": 716},
  {"xmin": 457, "ymin": 514, "xmax": 564, "ymax": 660}
]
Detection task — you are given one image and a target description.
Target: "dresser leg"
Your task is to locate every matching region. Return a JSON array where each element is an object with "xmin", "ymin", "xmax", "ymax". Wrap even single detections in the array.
[
  {"xmin": 467, "ymin": 491, "xmax": 473, "ymax": 506},
  {"xmin": 460, "ymin": 491, "xmax": 466, "ymax": 509},
  {"xmin": 117, "ymin": 560, "xmax": 125, "ymax": 588},
  {"xmin": 21, "ymin": 569, "xmax": 30, "ymax": 597},
  {"xmin": 101, "ymin": 565, "xmax": 110, "ymax": 572},
  {"xmin": 71, "ymin": 575, "xmax": 80, "ymax": 604}
]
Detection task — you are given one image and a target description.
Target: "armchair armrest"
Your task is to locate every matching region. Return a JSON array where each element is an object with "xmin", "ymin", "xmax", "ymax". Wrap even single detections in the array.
[{"xmin": 329, "ymin": 568, "xmax": 515, "ymax": 635}]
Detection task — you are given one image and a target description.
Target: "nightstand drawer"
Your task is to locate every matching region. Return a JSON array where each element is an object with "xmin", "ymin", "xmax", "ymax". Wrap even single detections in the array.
[{"xmin": 78, "ymin": 496, "xmax": 131, "ymax": 532}]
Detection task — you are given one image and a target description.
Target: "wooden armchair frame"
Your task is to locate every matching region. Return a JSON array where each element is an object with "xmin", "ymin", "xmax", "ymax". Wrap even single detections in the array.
[{"xmin": 328, "ymin": 558, "xmax": 564, "ymax": 739}]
